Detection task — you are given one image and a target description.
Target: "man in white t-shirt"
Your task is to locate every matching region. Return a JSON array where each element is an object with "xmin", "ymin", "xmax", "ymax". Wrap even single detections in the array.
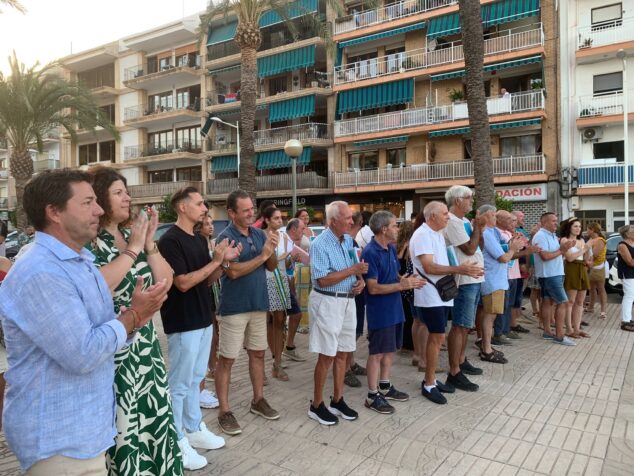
[
  {"xmin": 443, "ymin": 186, "xmax": 485, "ymax": 393},
  {"xmin": 409, "ymin": 201, "xmax": 483, "ymax": 405}
]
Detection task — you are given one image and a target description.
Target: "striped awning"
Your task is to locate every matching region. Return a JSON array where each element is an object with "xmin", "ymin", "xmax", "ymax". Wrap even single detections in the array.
[
  {"xmin": 336, "ymin": 78, "xmax": 413, "ymax": 114},
  {"xmin": 427, "ymin": 0, "xmax": 540, "ymax": 39},
  {"xmin": 430, "ymin": 70, "xmax": 466, "ymax": 82},
  {"xmin": 429, "ymin": 118, "xmax": 542, "ymax": 137},
  {"xmin": 269, "ymin": 95, "xmax": 315, "ymax": 122},
  {"xmin": 260, "ymin": 0, "xmax": 318, "ymax": 28},
  {"xmin": 212, "ymin": 155, "xmax": 238, "ymax": 173},
  {"xmin": 208, "ymin": 64, "xmax": 241, "ymax": 76},
  {"xmin": 258, "ymin": 45, "xmax": 316, "ymax": 78},
  {"xmin": 430, "ymin": 55, "xmax": 542, "ymax": 81},
  {"xmin": 256, "ymin": 147, "xmax": 311, "ymax": 170},
  {"xmin": 354, "ymin": 136, "xmax": 409, "ymax": 147},
  {"xmin": 207, "ymin": 22, "xmax": 237, "ymax": 46},
  {"xmin": 339, "ymin": 22, "xmax": 426, "ymax": 48},
  {"xmin": 428, "ymin": 127, "xmax": 470, "ymax": 137}
]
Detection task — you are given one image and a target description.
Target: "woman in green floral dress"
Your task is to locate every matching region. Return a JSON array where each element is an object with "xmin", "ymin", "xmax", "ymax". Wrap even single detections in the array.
[{"xmin": 89, "ymin": 166, "xmax": 183, "ymax": 476}]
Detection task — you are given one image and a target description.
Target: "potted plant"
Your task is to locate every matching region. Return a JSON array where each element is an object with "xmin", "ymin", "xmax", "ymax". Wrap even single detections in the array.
[
  {"xmin": 580, "ymin": 38, "xmax": 593, "ymax": 48},
  {"xmin": 449, "ymin": 89, "xmax": 465, "ymax": 102}
]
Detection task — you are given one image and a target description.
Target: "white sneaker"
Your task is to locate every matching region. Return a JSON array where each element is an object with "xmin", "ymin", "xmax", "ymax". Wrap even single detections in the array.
[
  {"xmin": 200, "ymin": 389, "xmax": 219, "ymax": 409},
  {"xmin": 555, "ymin": 336, "xmax": 577, "ymax": 346},
  {"xmin": 177, "ymin": 437, "xmax": 207, "ymax": 470},
  {"xmin": 186, "ymin": 422, "xmax": 226, "ymax": 450}
]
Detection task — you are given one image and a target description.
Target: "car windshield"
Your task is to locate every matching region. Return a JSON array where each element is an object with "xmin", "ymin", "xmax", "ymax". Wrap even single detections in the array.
[{"xmin": 607, "ymin": 235, "xmax": 621, "ymax": 252}]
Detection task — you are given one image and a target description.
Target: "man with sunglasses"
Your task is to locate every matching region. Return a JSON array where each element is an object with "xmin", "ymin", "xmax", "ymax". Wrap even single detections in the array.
[{"xmin": 214, "ymin": 190, "xmax": 281, "ymax": 436}]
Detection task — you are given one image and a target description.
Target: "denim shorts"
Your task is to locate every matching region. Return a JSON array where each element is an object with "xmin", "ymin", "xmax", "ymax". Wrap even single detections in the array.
[
  {"xmin": 368, "ymin": 323, "xmax": 403, "ymax": 355},
  {"xmin": 452, "ymin": 283, "xmax": 481, "ymax": 329},
  {"xmin": 538, "ymin": 276, "xmax": 569, "ymax": 304},
  {"xmin": 414, "ymin": 306, "xmax": 450, "ymax": 334}
]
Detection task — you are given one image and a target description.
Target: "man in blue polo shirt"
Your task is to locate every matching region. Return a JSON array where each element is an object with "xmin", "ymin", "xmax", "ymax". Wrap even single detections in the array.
[{"xmin": 361, "ymin": 211, "xmax": 425, "ymax": 414}]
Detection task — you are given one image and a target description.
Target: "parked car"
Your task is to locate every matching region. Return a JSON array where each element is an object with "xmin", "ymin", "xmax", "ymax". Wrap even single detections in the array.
[
  {"xmin": 605, "ymin": 233, "xmax": 621, "ymax": 268},
  {"xmin": 4, "ymin": 231, "xmax": 19, "ymax": 259},
  {"xmin": 608, "ymin": 257, "xmax": 622, "ymax": 294}
]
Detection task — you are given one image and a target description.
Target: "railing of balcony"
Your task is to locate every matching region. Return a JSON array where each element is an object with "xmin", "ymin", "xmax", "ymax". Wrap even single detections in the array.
[
  {"xmin": 207, "ymin": 41, "xmax": 241, "ymax": 61},
  {"xmin": 578, "ymin": 163, "xmax": 633, "ymax": 186},
  {"xmin": 124, "ymin": 141, "xmax": 203, "ymax": 160},
  {"xmin": 577, "ymin": 17, "xmax": 634, "ymax": 50},
  {"xmin": 124, "ymin": 56, "xmax": 201, "ymax": 81},
  {"xmin": 255, "ymin": 123, "xmax": 331, "ymax": 146},
  {"xmin": 124, "ymin": 99, "xmax": 201, "ymax": 121},
  {"xmin": 578, "ymin": 90, "xmax": 634, "ymax": 118},
  {"xmin": 334, "ymin": 0, "xmax": 457, "ymax": 35},
  {"xmin": 34, "ymin": 158, "xmax": 60, "ymax": 172},
  {"xmin": 207, "ymin": 171, "xmax": 329, "ymax": 194},
  {"xmin": 206, "ymin": 89, "xmax": 241, "ymax": 107},
  {"xmin": 0, "ymin": 197, "xmax": 11, "ymax": 209},
  {"xmin": 334, "ymin": 24, "xmax": 543, "ymax": 85},
  {"xmin": 335, "ymin": 89, "xmax": 545, "ymax": 137},
  {"xmin": 0, "ymin": 170, "xmax": 8, "ymax": 179},
  {"xmin": 333, "ymin": 154, "xmax": 544, "ymax": 187},
  {"xmin": 128, "ymin": 181, "xmax": 204, "ymax": 198}
]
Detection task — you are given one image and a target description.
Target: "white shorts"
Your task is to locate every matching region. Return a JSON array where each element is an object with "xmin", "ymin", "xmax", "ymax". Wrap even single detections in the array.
[{"xmin": 308, "ymin": 290, "xmax": 357, "ymax": 357}]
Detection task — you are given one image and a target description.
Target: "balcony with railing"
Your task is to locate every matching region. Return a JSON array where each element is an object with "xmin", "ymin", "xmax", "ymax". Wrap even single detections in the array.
[
  {"xmin": 335, "ymin": 89, "xmax": 545, "ymax": 137},
  {"xmin": 333, "ymin": 154, "xmax": 545, "ymax": 189},
  {"xmin": 577, "ymin": 17, "xmax": 634, "ymax": 51},
  {"xmin": 123, "ymin": 98, "xmax": 201, "ymax": 125},
  {"xmin": 207, "ymin": 171, "xmax": 329, "ymax": 195},
  {"xmin": 123, "ymin": 55, "xmax": 201, "ymax": 84},
  {"xmin": 577, "ymin": 90, "xmax": 634, "ymax": 120},
  {"xmin": 124, "ymin": 141, "xmax": 203, "ymax": 161},
  {"xmin": 128, "ymin": 180, "xmax": 204, "ymax": 200},
  {"xmin": 334, "ymin": 24, "xmax": 543, "ymax": 85},
  {"xmin": 34, "ymin": 158, "xmax": 60, "ymax": 172},
  {"xmin": 209, "ymin": 123, "xmax": 332, "ymax": 153},
  {"xmin": 0, "ymin": 196, "xmax": 16, "ymax": 209},
  {"xmin": 578, "ymin": 163, "xmax": 633, "ymax": 188},
  {"xmin": 334, "ymin": 0, "xmax": 457, "ymax": 36},
  {"xmin": 0, "ymin": 169, "xmax": 8, "ymax": 179}
]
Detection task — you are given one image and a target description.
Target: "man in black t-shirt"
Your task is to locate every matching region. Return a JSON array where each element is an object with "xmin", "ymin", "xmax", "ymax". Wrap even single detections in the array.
[{"xmin": 158, "ymin": 187, "xmax": 240, "ymax": 470}]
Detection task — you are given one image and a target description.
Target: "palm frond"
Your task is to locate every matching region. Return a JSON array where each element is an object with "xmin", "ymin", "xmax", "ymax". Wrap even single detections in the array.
[{"xmin": 0, "ymin": 0, "xmax": 26, "ymax": 14}]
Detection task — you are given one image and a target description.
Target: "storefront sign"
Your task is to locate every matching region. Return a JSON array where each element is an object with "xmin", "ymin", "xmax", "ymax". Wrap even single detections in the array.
[
  {"xmin": 272, "ymin": 197, "xmax": 306, "ymax": 207},
  {"xmin": 496, "ymin": 183, "xmax": 547, "ymax": 202}
]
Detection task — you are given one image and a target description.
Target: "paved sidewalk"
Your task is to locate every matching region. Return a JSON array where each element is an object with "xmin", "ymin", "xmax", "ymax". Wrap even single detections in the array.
[{"xmin": 1, "ymin": 302, "xmax": 634, "ymax": 475}]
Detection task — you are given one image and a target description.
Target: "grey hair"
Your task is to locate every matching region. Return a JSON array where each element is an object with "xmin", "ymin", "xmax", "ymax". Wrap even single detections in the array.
[
  {"xmin": 369, "ymin": 210, "xmax": 395, "ymax": 234},
  {"xmin": 619, "ymin": 225, "xmax": 634, "ymax": 239},
  {"xmin": 286, "ymin": 218, "xmax": 302, "ymax": 231},
  {"xmin": 445, "ymin": 185, "xmax": 472, "ymax": 208},
  {"xmin": 326, "ymin": 200, "xmax": 348, "ymax": 223},
  {"xmin": 478, "ymin": 204, "xmax": 496, "ymax": 215},
  {"xmin": 423, "ymin": 201, "xmax": 446, "ymax": 221}
]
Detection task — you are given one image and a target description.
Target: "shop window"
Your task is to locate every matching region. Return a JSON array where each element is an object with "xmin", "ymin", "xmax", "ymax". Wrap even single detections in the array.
[
  {"xmin": 593, "ymin": 140, "xmax": 624, "ymax": 162},
  {"xmin": 349, "ymin": 150, "xmax": 378, "ymax": 170},
  {"xmin": 576, "ymin": 210, "xmax": 607, "ymax": 232},
  {"xmin": 613, "ymin": 211, "xmax": 634, "ymax": 232},
  {"xmin": 593, "ymin": 72, "xmax": 622, "ymax": 96},
  {"xmin": 387, "ymin": 148, "xmax": 406, "ymax": 167}
]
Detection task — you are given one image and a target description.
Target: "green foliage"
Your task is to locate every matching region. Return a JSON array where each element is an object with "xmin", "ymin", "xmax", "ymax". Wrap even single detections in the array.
[
  {"xmin": 467, "ymin": 194, "xmax": 513, "ymax": 218},
  {"xmin": 158, "ymin": 195, "xmax": 178, "ymax": 223},
  {"xmin": 448, "ymin": 88, "xmax": 465, "ymax": 102},
  {"xmin": 8, "ymin": 210, "xmax": 16, "ymax": 227}
]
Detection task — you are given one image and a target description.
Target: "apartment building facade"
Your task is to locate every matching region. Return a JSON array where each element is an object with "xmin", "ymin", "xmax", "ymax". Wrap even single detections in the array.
[{"xmin": 561, "ymin": 0, "xmax": 634, "ymax": 232}]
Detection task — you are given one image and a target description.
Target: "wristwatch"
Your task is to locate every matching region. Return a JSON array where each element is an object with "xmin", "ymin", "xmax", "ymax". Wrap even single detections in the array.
[{"xmin": 221, "ymin": 261, "xmax": 231, "ymax": 271}]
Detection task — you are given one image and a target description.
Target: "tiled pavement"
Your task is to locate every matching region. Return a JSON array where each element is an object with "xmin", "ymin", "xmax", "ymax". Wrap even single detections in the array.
[{"xmin": 1, "ymin": 301, "xmax": 634, "ymax": 475}]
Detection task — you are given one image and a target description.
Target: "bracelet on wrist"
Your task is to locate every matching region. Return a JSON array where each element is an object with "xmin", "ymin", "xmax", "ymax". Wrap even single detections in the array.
[
  {"xmin": 146, "ymin": 243, "xmax": 160, "ymax": 256},
  {"xmin": 122, "ymin": 249, "xmax": 138, "ymax": 262}
]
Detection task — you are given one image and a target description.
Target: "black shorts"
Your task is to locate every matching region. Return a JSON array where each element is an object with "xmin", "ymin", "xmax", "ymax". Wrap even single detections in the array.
[
  {"xmin": 288, "ymin": 289, "xmax": 301, "ymax": 315},
  {"xmin": 368, "ymin": 323, "xmax": 403, "ymax": 355},
  {"xmin": 416, "ymin": 306, "xmax": 450, "ymax": 334}
]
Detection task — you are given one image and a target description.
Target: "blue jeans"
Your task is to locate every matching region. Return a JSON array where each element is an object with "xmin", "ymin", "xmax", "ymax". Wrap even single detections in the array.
[
  {"xmin": 452, "ymin": 283, "xmax": 481, "ymax": 329},
  {"xmin": 167, "ymin": 326, "xmax": 212, "ymax": 440},
  {"xmin": 494, "ymin": 279, "xmax": 520, "ymax": 337}
]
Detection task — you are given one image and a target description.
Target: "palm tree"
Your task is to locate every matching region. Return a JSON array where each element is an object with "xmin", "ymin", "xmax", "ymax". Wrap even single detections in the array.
[
  {"xmin": 199, "ymin": 0, "xmax": 340, "ymax": 196},
  {"xmin": 0, "ymin": 0, "xmax": 25, "ymax": 14},
  {"xmin": 0, "ymin": 53, "xmax": 118, "ymax": 227},
  {"xmin": 458, "ymin": 0, "xmax": 495, "ymax": 206}
]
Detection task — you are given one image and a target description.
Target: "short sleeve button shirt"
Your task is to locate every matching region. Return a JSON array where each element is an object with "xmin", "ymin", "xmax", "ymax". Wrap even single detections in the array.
[
  {"xmin": 482, "ymin": 226, "xmax": 510, "ymax": 295},
  {"xmin": 532, "ymin": 228, "xmax": 564, "ymax": 278},
  {"xmin": 310, "ymin": 229, "xmax": 357, "ymax": 293}
]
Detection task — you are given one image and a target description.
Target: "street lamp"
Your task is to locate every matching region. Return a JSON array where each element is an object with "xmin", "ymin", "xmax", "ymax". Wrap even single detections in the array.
[
  {"xmin": 284, "ymin": 139, "xmax": 303, "ymax": 217},
  {"xmin": 617, "ymin": 49, "xmax": 629, "ymax": 225},
  {"xmin": 202, "ymin": 114, "xmax": 240, "ymax": 177}
]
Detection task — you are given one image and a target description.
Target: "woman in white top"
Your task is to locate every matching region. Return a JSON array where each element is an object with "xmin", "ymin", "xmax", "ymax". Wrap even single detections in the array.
[
  {"xmin": 561, "ymin": 218, "xmax": 591, "ymax": 338},
  {"xmin": 262, "ymin": 207, "xmax": 293, "ymax": 381}
]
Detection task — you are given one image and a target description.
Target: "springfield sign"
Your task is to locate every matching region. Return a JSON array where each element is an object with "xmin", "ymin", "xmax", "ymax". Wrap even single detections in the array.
[{"xmin": 496, "ymin": 183, "xmax": 547, "ymax": 202}]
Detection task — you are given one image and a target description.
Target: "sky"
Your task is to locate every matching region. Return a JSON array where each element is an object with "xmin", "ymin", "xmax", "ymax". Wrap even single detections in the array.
[{"xmin": 0, "ymin": 0, "xmax": 208, "ymax": 75}]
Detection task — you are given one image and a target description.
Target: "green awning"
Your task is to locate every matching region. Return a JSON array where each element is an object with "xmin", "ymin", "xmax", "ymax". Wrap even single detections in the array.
[
  {"xmin": 490, "ymin": 118, "xmax": 541, "ymax": 129},
  {"xmin": 258, "ymin": 45, "xmax": 316, "ymax": 78},
  {"xmin": 337, "ymin": 78, "xmax": 413, "ymax": 114},
  {"xmin": 207, "ymin": 22, "xmax": 237, "ymax": 46},
  {"xmin": 212, "ymin": 155, "xmax": 237, "ymax": 173},
  {"xmin": 208, "ymin": 64, "xmax": 241, "ymax": 76},
  {"xmin": 429, "ymin": 127, "xmax": 470, "ymax": 137},
  {"xmin": 216, "ymin": 103, "xmax": 268, "ymax": 117},
  {"xmin": 354, "ymin": 136, "xmax": 409, "ymax": 147},
  {"xmin": 269, "ymin": 95, "xmax": 315, "ymax": 122},
  {"xmin": 430, "ymin": 55, "xmax": 542, "ymax": 81},
  {"xmin": 339, "ymin": 22, "xmax": 426, "ymax": 48},
  {"xmin": 256, "ymin": 147, "xmax": 311, "ymax": 170},
  {"xmin": 259, "ymin": 0, "xmax": 318, "ymax": 28},
  {"xmin": 427, "ymin": 0, "xmax": 540, "ymax": 39}
]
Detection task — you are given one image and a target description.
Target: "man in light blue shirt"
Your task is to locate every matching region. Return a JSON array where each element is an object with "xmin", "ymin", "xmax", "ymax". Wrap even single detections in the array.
[
  {"xmin": 532, "ymin": 212, "xmax": 575, "ymax": 345},
  {"xmin": 0, "ymin": 170, "xmax": 167, "ymax": 474}
]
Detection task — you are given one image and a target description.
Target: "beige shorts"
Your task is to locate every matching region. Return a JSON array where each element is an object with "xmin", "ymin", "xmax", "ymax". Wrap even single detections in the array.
[
  {"xmin": 589, "ymin": 267, "xmax": 605, "ymax": 283},
  {"xmin": 482, "ymin": 290, "xmax": 506, "ymax": 315},
  {"xmin": 217, "ymin": 311, "xmax": 267, "ymax": 359},
  {"xmin": 27, "ymin": 453, "xmax": 106, "ymax": 475},
  {"xmin": 308, "ymin": 290, "xmax": 356, "ymax": 357}
]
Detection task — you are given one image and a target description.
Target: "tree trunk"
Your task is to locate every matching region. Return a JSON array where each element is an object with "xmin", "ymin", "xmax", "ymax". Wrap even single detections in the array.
[
  {"xmin": 9, "ymin": 148, "xmax": 34, "ymax": 228},
  {"xmin": 239, "ymin": 46, "xmax": 258, "ymax": 197},
  {"xmin": 458, "ymin": 0, "xmax": 495, "ymax": 206}
]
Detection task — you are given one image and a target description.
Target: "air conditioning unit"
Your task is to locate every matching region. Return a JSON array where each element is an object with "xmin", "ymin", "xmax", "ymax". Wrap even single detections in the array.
[{"xmin": 583, "ymin": 127, "xmax": 603, "ymax": 142}]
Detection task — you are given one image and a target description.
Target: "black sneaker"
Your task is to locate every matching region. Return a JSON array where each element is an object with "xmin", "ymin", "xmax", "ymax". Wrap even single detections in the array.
[
  {"xmin": 328, "ymin": 396, "xmax": 358, "ymax": 421},
  {"xmin": 511, "ymin": 325, "xmax": 530, "ymax": 334},
  {"xmin": 308, "ymin": 401, "xmax": 338, "ymax": 426},
  {"xmin": 460, "ymin": 358, "xmax": 483, "ymax": 376},
  {"xmin": 421, "ymin": 382, "xmax": 447, "ymax": 405},
  {"xmin": 447, "ymin": 371, "xmax": 479, "ymax": 392},
  {"xmin": 379, "ymin": 385, "xmax": 409, "ymax": 402},
  {"xmin": 435, "ymin": 379, "xmax": 455, "ymax": 394},
  {"xmin": 365, "ymin": 393, "xmax": 395, "ymax": 414}
]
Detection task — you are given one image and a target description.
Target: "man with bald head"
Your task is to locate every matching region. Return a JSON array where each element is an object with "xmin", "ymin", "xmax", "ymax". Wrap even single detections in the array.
[
  {"xmin": 308, "ymin": 201, "xmax": 368, "ymax": 425},
  {"xmin": 410, "ymin": 201, "xmax": 483, "ymax": 404}
]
